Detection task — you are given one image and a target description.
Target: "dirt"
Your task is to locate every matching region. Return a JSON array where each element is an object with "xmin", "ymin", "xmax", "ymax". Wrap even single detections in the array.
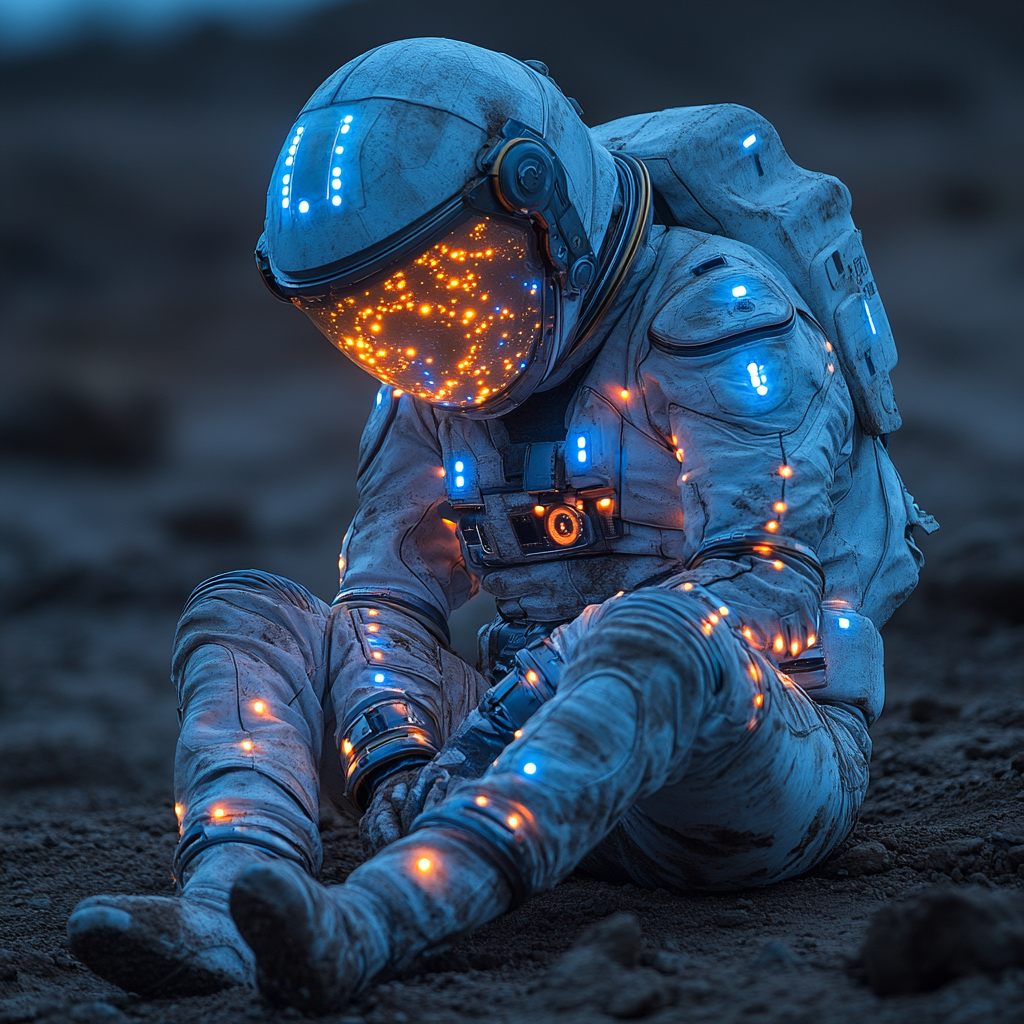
[{"xmin": 1, "ymin": 2, "xmax": 1023, "ymax": 1022}]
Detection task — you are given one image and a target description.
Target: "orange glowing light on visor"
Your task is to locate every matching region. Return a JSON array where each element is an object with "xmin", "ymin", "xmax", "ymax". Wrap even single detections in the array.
[{"xmin": 300, "ymin": 217, "xmax": 546, "ymax": 408}]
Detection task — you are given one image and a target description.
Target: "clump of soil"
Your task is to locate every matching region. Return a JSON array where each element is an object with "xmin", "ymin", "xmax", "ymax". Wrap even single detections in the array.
[{"xmin": 2, "ymin": 596, "xmax": 1023, "ymax": 1024}]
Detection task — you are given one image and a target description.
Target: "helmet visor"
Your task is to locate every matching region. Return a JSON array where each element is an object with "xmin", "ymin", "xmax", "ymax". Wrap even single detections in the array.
[{"xmin": 295, "ymin": 214, "xmax": 546, "ymax": 408}]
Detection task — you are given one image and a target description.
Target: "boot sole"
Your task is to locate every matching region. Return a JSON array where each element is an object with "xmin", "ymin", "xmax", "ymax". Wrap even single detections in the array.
[
  {"xmin": 67, "ymin": 905, "xmax": 243, "ymax": 998},
  {"xmin": 230, "ymin": 864, "xmax": 348, "ymax": 1013}
]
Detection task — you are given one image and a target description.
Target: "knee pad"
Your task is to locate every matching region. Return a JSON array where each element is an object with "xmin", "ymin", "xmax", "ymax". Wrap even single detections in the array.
[
  {"xmin": 182, "ymin": 570, "xmax": 322, "ymax": 617},
  {"xmin": 567, "ymin": 588, "xmax": 729, "ymax": 689}
]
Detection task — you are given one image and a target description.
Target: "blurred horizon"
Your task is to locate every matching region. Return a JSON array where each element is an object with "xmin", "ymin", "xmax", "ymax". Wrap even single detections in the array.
[
  {"xmin": 0, "ymin": 0, "xmax": 350, "ymax": 55},
  {"xmin": 1, "ymin": 0, "xmax": 1022, "ymax": 617},
  {"xmin": 0, "ymin": 0, "xmax": 1022, "ymax": 795}
]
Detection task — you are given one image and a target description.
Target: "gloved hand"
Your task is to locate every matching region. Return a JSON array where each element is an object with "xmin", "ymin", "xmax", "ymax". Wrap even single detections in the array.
[
  {"xmin": 359, "ymin": 764, "xmax": 452, "ymax": 857},
  {"xmin": 359, "ymin": 602, "xmax": 613, "ymax": 858}
]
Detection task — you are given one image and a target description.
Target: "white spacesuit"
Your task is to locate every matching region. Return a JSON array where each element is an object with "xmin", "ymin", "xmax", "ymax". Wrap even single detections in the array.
[{"xmin": 67, "ymin": 38, "xmax": 936, "ymax": 1011}]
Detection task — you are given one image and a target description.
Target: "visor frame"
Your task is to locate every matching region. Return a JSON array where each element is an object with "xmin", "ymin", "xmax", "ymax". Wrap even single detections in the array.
[{"xmin": 290, "ymin": 189, "xmax": 562, "ymax": 414}]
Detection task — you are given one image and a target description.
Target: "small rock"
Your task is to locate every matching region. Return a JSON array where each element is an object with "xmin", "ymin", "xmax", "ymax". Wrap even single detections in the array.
[
  {"xmin": 647, "ymin": 950, "xmax": 687, "ymax": 975},
  {"xmin": 922, "ymin": 838, "xmax": 985, "ymax": 873},
  {"xmin": 990, "ymin": 832, "xmax": 1024, "ymax": 847},
  {"xmin": 713, "ymin": 909, "xmax": 750, "ymax": 928},
  {"xmin": 540, "ymin": 913, "xmax": 676, "ymax": 1018},
  {"xmin": 69, "ymin": 1002, "xmax": 127, "ymax": 1022},
  {"xmin": 19, "ymin": 951, "xmax": 57, "ymax": 977},
  {"xmin": 0, "ymin": 949, "xmax": 17, "ymax": 983},
  {"xmin": 750, "ymin": 940, "xmax": 799, "ymax": 971},
  {"xmin": 573, "ymin": 912, "xmax": 643, "ymax": 967},
  {"xmin": 831, "ymin": 841, "xmax": 892, "ymax": 877},
  {"xmin": 606, "ymin": 972, "xmax": 669, "ymax": 1019},
  {"xmin": 862, "ymin": 885, "xmax": 1024, "ymax": 995}
]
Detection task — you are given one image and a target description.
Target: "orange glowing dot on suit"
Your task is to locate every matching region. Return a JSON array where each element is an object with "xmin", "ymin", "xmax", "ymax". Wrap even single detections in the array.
[
  {"xmin": 506, "ymin": 815, "xmax": 520, "ymax": 829},
  {"xmin": 212, "ymin": 807, "xmax": 226, "ymax": 819},
  {"xmin": 174, "ymin": 803, "xmax": 183, "ymax": 819},
  {"xmin": 513, "ymin": 729, "xmax": 523, "ymax": 739},
  {"xmin": 252, "ymin": 701, "xmax": 266, "ymax": 714},
  {"xmin": 773, "ymin": 560, "xmax": 785, "ymax": 570},
  {"xmin": 416, "ymin": 857, "xmax": 432, "ymax": 873},
  {"xmin": 742, "ymin": 627, "xmax": 753, "ymax": 641},
  {"xmin": 807, "ymin": 634, "xmax": 817, "ymax": 647},
  {"xmin": 682, "ymin": 582, "xmax": 694, "ymax": 591},
  {"xmin": 598, "ymin": 497, "xmax": 612, "ymax": 509},
  {"xmin": 779, "ymin": 466, "xmax": 793, "ymax": 478},
  {"xmin": 754, "ymin": 693, "xmax": 764, "ymax": 708},
  {"xmin": 791, "ymin": 639, "xmax": 801, "ymax": 656},
  {"xmin": 475, "ymin": 795, "xmax": 489, "ymax": 807},
  {"xmin": 526, "ymin": 670, "xmax": 538, "ymax": 683},
  {"xmin": 774, "ymin": 636, "xmax": 785, "ymax": 652},
  {"xmin": 620, "ymin": 389, "xmax": 630, "ymax": 400},
  {"xmin": 773, "ymin": 501, "xmax": 787, "ymax": 513},
  {"xmin": 342, "ymin": 739, "xmax": 353, "ymax": 755},
  {"xmin": 240, "ymin": 740, "xmax": 253, "ymax": 752},
  {"xmin": 766, "ymin": 520, "xmax": 779, "ymax": 532}
]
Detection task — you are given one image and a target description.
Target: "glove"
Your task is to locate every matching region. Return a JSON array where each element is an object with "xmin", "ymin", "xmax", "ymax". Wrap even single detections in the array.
[{"xmin": 358, "ymin": 764, "xmax": 452, "ymax": 857}]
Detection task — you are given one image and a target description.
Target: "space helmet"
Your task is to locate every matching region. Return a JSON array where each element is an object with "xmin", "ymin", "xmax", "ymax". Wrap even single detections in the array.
[{"xmin": 255, "ymin": 38, "xmax": 650, "ymax": 416}]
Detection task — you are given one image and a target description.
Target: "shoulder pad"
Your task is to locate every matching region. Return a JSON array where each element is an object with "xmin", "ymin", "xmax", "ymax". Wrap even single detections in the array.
[
  {"xmin": 593, "ymin": 105, "xmax": 901, "ymax": 434},
  {"xmin": 649, "ymin": 254, "xmax": 793, "ymax": 352}
]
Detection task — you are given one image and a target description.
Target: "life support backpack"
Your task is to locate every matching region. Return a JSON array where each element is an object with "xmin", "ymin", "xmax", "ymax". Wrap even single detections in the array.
[{"xmin": 593, "ymin": 105, "xmax": 901, "ymax": 437}]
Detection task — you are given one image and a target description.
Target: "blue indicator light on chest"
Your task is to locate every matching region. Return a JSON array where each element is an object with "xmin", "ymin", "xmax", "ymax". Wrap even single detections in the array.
[
  {"xmin": 575, "ymin": 433, "xmax": 590, "ymax": 465},
  {"xmin": 450, "ymin": 457, "xmax": 474, "ymax": 493},
  {"xmin": 746, "ymin": 361, "xmax": 769, "ymax": 397},
  {"xmin": 742, "ymin": 134, "xmax": 757, "ymax": 149}
]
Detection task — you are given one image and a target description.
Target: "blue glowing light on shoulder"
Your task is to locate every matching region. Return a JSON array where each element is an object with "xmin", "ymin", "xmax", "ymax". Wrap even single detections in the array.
[{"xmin": 746, "ymin": 361, "xmax": 769, "ymax": 397}]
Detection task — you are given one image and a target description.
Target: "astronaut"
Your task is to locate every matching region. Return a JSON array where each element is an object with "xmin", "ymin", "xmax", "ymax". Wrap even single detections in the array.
[{"xmin": 67, "ymin": 38, "xmax": 936, "ymax": 1011}]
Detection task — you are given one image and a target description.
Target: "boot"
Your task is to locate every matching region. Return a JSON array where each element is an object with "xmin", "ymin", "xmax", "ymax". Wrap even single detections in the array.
[
  {"xmin": 229, "ymin": 830, "xmax": 511, "ymax": 1013},
  {"xmin": 67, "ymin": 845, "xmax": 268, "ymax": 997}
]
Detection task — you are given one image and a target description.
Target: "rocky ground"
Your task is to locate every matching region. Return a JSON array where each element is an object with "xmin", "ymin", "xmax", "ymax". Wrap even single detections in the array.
[
  {"xmin": 1, "ymin": 2, "xmax": 1023, "ymax": 1022},
  {"xmin": 0, "ymin": 597, "xmax": 1022, "ymax": 1024}
]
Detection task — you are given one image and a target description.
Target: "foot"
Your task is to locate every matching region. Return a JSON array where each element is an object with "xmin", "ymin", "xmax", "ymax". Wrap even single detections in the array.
[
  {"xmin": 67, "ymin": 894, "xmax": 254, "ymax": 997},
  {"xmin": 229, "ymin": 861, "xmax": 386, "ymax": 1013}
]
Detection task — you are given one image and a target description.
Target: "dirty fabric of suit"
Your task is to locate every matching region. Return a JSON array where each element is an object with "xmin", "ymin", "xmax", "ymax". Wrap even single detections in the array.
[{"xmin": 172, "ymin": 220, "xmax": 923, "ymax": 894}]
